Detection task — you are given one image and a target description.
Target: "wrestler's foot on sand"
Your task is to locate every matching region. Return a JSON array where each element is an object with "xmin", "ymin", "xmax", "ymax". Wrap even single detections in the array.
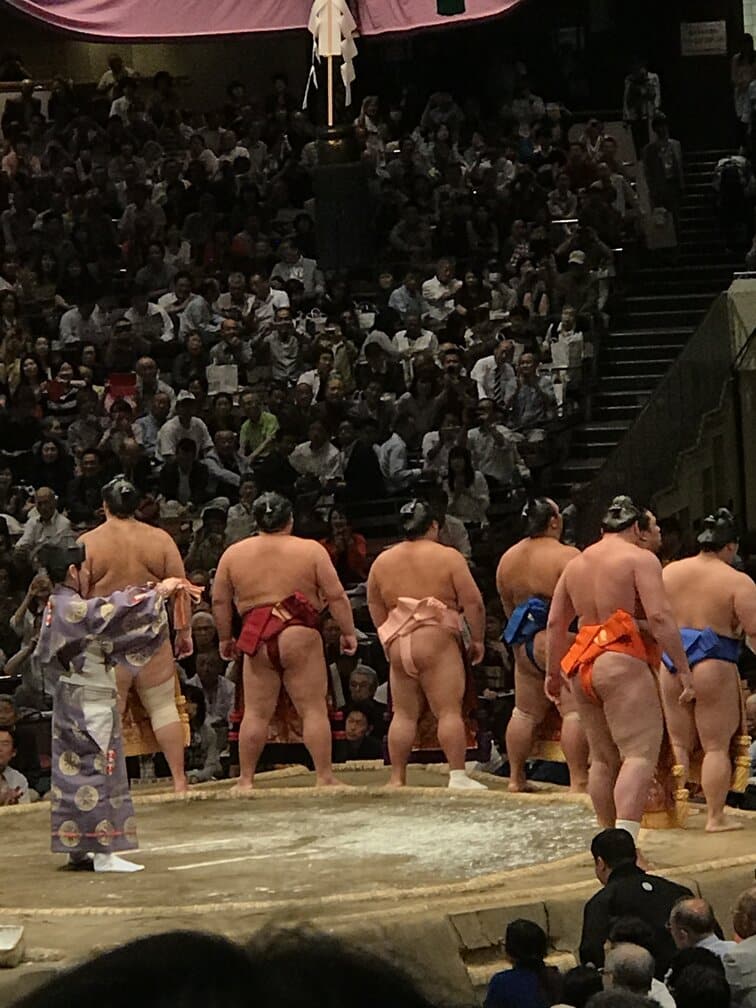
[
  {"xmin": 172, "ymin": 775, "xmax": 189, "ymax": 797},
  {"xmin": 93, "ymin": 853, "xmax": 144, "ymax": 873},
  {"xmin": 706, "ymin": 814, "xmax": 744, "ymax": 833},
  {"xmin": 229, "ymin": 779, "xmax": 255, "ymax": 796},
  {"xmin": 315, "ymin": 773, "xmax": 350, "ymax": 788},
  {"xmin": 507, "ymin": 777, "xmax": 536, "ymax": 794},
  {"xmin": 448, "ymin": 770, "xmax": 488, "ymax": 790}
]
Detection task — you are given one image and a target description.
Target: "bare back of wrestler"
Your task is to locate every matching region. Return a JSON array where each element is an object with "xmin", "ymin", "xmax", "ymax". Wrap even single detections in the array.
[
  {"xmin": 212, "ymin": 495, "xmax": 357, "ymax": 791},
  {"xmin": 367, "ymin": 503, "xmax": 485, "ymax": 789},
  {"xmin": 80, "ymin": 485, "xmax": 190, "ymax": 793},
  {"xmin": 660, "ymin": 510, "xmax": 756, "ymax": 832},
  {"xmin": 496, "ymin": 498, "xmax": 587, "ymax": 793},
  {"xmin": 546, "ymin": 498, "xmax": 691, "ymax": 837}
]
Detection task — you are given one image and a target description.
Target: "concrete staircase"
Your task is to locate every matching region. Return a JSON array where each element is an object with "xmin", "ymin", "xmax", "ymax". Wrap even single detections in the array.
[{"xmin": 552, "ymin": 149, "xmax": 740, "ymax": 499}]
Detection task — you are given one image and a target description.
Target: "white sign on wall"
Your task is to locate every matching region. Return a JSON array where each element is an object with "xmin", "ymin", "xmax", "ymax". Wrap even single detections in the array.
[{"xmin": 680, "ymin": 20, "xmax": 728, "ymax": 57}]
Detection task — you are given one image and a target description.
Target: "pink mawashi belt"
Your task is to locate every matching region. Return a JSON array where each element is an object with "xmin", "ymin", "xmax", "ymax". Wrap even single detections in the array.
[{"xmin": 378, "ymin": 597, "xmax": 462, "ymax": 678}]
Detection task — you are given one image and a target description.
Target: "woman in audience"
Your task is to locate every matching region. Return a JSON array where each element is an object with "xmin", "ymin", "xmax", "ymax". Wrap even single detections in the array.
[
  {"xmin": 182, "ymin": 682, "xmax": 222, "ymax": 783},
  {"xmin": 443, "ymin": 445, "xmax": 490, "ymax": 526},
  {"xmin": 485, "ymin": 919, "xmax": 563, "ymax": 1008},
  {"xmin": 320, "ymin": 506, "xmax": 368, "ymax": 588}
]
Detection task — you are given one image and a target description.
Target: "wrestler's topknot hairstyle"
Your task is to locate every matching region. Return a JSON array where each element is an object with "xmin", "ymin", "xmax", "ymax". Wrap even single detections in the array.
[
  {"xmin": 253, "ymin": 492, "xmax": 293, "ymax": 533},
  {"xmin": 697, "ymin": 507, "xmax": 738, "ymax": 551},
  {"xmin": 601, "ymin": 495, "xmax": 651, "ymax": 533},
  {"xmin": 523, "ymin": 497, "xmax": 559, "ymax": 537},
  {"xmin": 102, "ymin": 474, "xmax": 140, "ymax": 518},
  {"xmin": 399, "ymin": 498, "xmax": 436, "ymax": 540}
]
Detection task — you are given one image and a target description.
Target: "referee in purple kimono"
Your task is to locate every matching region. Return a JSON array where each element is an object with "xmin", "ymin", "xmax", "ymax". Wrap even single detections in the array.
[{"xmin": 35, "ymin": 544, "xmax": 199, "ymax": 873}]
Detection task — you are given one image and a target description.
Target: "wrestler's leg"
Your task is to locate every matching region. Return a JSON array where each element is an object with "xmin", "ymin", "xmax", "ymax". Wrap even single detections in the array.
[
  {"xmin": 386, "ymin": 651, "xmax": 424, "ymax": 787},
  {"xmin": 599, "ymin": 656, "xmax": 664, "ymax": 826},
  {"xmin": 571, "ymin": 675, "xmax": 620, "ymax": 827},
  {"xmin": 505, "ymin": 643, "xmax": 551, "ymax": 792},
  {"xmin": 558, "ymin": 682, "xmax": 589, "ymax": 794},
  {"xmin": 115, "ymin": 666, "xmax": 131, "ymax": 719},
  {"xmin": 236, "ymin": 652, "xmax": 280, "ymax": 791},
  {"xmin": 133, "ymin": 643, "xmax": 187, "ymax": 794},
  {"xmin": 280, "ymin": 627, "xmax": 339, "ymax": 787},
  {"xmin": 693, "ymin": 661, "xmax": 743, "ymax": 833},
  {"xmin": 415, "ymin": 629, "xmax": 485, "ymax": 788},
  {"xmin": 659, "ymin": 666, "xmax": 696, "ymax": 781}
]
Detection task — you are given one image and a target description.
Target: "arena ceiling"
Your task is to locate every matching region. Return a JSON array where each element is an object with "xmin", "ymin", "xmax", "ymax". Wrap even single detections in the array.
[{"xmin": 3, "ymin": 0, "xmax": 524, "ymax": 39}]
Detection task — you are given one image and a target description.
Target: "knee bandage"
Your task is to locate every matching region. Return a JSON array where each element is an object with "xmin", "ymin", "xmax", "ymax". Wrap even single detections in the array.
[
  {"xmin": 136, "ymin": 679, "xmax": 180, "ymax": 731},
  {"xmin": 511, "ymin": 706, "xmax": 539, "ymax": 726},
  {"xmin": 562, "ymin": 711, "xmax": 581, "ymax": 724}
]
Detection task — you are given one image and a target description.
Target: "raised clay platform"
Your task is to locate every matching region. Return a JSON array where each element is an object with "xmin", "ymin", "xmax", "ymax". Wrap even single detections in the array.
[{"xmin": 1, "ymin": 764, "xmax": 755, "ymax": 1005}]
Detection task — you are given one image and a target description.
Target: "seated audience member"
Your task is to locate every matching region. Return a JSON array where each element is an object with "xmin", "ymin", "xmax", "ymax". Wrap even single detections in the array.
[
  {"xmin": 377, "ymin": 414, "xmax": 421, "ymax": 494},
  {"xmin": 156, "ymin": 390, "xmax": 213, "ymax": 461},
  {"xmin": 321, "ymin": 507, "xmax": 368, "ymax": 587},
  {"xmin": 603, "ymin": 945, "xmax": 655, "ymax": 1002},
  {"xmin": 506, "ymin": 351, "xmax": 556, "ymax": 441},
  {"xmin": 182, "ymin": 683, "xmax": 223, "ymax": 783},
  {"xmin": 485, "ymin": 919, "xmax": 562, "ymax": 1008},
  {"xmin": 225, "ymin": 476, "xmax": 258, "ymax": 543},
  {"xmin": 443, "ymin": 446, "xmax": 490, "ymax": 525},
  {"xmin": 289, "ymin": 420, "xmax": 343, "ymax": 489},
  {"xmin": 348, "ymin": 665, "xmax": 385, "ymax": 735},
  {"xmin": 14, "ymin": 487, "xmax": 75, "ymax": 564},
  {"xmin": 668, "ymin": 965, "xmax": 732, "ymax": 1008},
  {"xmin": 158, "ymin": 437, "xmax": 210, "ymax": 507},
  {"xmin": 426, "ymin": 487, "xmax": 472, "ymax": 561},
  {"xmin": 205, "ymin": 429, "xmax": 247, "ymax": 500},
  {"xmin": 606, "ymin": 919, "xmax": 674, "ymax": 1008},
  {"xmin": 343, "ymin": 705, "xmax": 384, "ymax": 760},
  {"xmin": 668, "ymin": 899, "xmax": 735, "ymax": 960},
  {"xmin": 185, "ymin": 501, "xmax": 227, "ymax": 572},
  {"xmin": 421, "ymin": 411, "xmax": 465, "ymax": 479},
  {"xmin": 580, "ymin": 830, "xmax": 692, "ymax": 977},
  {"xmin": 468, "ymin": 399, "xmax": 529, "ymax": 490},
  {"xmin": 724, "ymin": 886, "xmax": 756, "ymax": 1008},
  {"xmin": 554, "ymin": 966, "xmax": 603, "ymax": 1008},
  {"xmin": 239, "ymin": 389, "xmax": 280, "ymax": 461},
  {"xmin": 337, "ymin": 418, "xmax": 385, "ymax": 502},
  {"xmin": 0, "ymin": 725, "xmax": 29, "ymax": 804}
]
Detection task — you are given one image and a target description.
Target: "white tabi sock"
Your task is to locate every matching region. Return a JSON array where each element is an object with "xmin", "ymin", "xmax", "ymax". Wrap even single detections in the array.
[
  {"xmin": 615, "ymin": 819, "xmax": 641, "ymax": 842},
  {"xmin": 93, "ymin": 853, "xmax": 145, "ymax": 873},
  {"xmin": 448, "ymin": 770, "xmax": 488, "ymax": 790}
]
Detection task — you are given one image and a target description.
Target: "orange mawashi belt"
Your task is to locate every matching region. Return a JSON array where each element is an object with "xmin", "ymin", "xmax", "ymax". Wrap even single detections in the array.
[{"xmin": 561, "ymin": 609, "xmax": 661, "ymax": 704}]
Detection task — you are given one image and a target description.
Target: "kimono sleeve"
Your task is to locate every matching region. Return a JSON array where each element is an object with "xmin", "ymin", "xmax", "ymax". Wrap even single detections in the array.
[{"xmin": 86, "ymin": 587, "xmax": 170, "ymax": 671}]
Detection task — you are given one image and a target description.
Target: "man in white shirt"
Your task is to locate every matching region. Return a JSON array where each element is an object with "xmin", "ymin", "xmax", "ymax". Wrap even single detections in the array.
[
  {"xmin": 133, "ymin": 391, "xmax": 172, "ymax": 460},
  {"xmin": 289, "ymin": 420, "xmax": 343, "ymax": 487},
  {"xmin": 204, "ymin": 430, "xmax": 248, "ymax": 498},
  {"xmin": 250, "ymin": 273, "xmax": 290, "ymax": 331},
  {"xmin": 394, "ymin": 313, "xmax": 439, "ymax": 385},
  {"xmin": 15, "ymin": 487, "xmax": 75, "ymax": 564},
  {"xmin": 470, "ymin": 338, "xmax": 517, "ymax": 404},
  {"xmin": 668, "ymin": 898, "xmax": 736, "ymax": 960},
  {"xmin": 376, "ymin": 416, "xmax": 421, "ymax": 495},
  {"xmin": 467, "ymin": 399, "xmax": 529, "ymax": 488},
  {"xmin": 156, "ymin": 390, "xmax": 213, "ymax": 461},
  {"xmin": 299, "ymin": 348, "xmax": 335, "ymax": 401},
  {"xmin": 214, "ymin": 272, "xmax": 255, "ymax": 322},
  {"xmin": 58, "ymin": 298, "xmax": 99, "ymax": 350},
  {"xmin": 253, "ymin": 304, "xmax": 301, "ymax": 383},
  {"xmin": 421, "ymin": 258, "xmax": 462, "ymax": 327},
  {"xmin": 542, "ymin": 306, "xmax": 585, "ymax": 388},
  {"xmin": 135, "ymin": 356, "xmax": 176, "ymax": 416},
  {"xmin": 157, "ymin": 272, "xmax": 202, "ymax": 326},
  {"xmin": 270, "ymin": 242, "xmax": 324, "ymax": 297},
  {"xmin": 97, "ymin": 54, "xmax": 135, "ymax": 96},
  {"xmin": 0, "ymin": 727, "xmax": 30, "ymax": 805},
  {"xmin": 125, "ymin": 290, "xmax": 174, "ymax": 345}
]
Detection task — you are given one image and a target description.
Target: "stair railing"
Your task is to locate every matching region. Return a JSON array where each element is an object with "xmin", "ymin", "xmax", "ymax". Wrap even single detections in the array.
[{"xmin": 576, "ymin": 293, "xmax": 731, "ymax": 544}]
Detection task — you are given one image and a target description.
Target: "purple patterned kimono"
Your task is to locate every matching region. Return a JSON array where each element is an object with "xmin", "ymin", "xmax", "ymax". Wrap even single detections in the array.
[{"xmin": 35, "ymin": 585, "xmax": 169, "ymax": 855}]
